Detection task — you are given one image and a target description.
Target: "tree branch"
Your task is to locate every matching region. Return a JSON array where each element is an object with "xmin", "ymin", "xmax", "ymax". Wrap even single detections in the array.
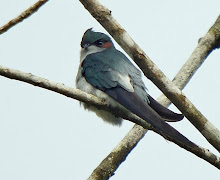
[
  {"xmin": 0, "ymin": 65, "xmax": 220, "ymax": 171},
  {"xmin": 88, "ymin": 125, "xmax": 147, "ymax": 180},
  {"xmin": 0, "ymin": 0, "xmax": 49, "ymax": 35},
  {"xmin": 79, "ymin": 0, "xmax": 220, "ymax": 152},
  {"xmin": 87, "ymin": 17, "xmax": 220, "ymax": 178},
  {"xmin": 0, "ymin": 65, "xmax": 159, "ymax": 132},
  {"xmin": 157, "ymin": 15, "xmax": 220, "ymax": 105}
]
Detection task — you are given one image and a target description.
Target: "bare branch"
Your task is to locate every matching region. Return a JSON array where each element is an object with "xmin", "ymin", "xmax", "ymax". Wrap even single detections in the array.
[
  {"xmin": 0, "ymin": 65, "xmax": 161, "ymax": 132},
  {"xmin": 88, "ymin": 125, "xmax": 147, "ymax": 180},
  {"xmin": 0, "ymin": 0, "xmax": 49, "ymax": 35},
  {"xmin": 79, "ymin": 0, "xmax": 220, "ymax": 152},
  {"xmin": 0, "ymin": 65, "xmax": 220, "ymax": 171},
  {"xmin": 88, "ymin": 16, "xmax": 220, "ymax": 178},
  {"xmin": 158, "ymin": 15, "xmax": 220, "ymax": 105}
]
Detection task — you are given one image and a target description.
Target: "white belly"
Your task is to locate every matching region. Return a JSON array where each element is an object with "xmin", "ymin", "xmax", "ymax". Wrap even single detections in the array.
[{"xmin": 76, "ymin": 68, "xmax": 123, "ymax": 126}]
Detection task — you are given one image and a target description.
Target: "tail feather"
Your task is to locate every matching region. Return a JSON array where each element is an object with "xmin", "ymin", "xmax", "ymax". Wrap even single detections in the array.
[
  {"xmin": 148, "ymin": 95, "xmax": 184, "ymax": 122},
  {"xmin": 105, "ymin": 87, "xmax": 197, "ymax": 148}
]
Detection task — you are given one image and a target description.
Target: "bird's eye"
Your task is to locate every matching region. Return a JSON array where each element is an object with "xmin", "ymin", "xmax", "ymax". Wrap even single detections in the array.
[{"xmin": 95, "ymin": 40, "xmax": 105, "ymax": 47}]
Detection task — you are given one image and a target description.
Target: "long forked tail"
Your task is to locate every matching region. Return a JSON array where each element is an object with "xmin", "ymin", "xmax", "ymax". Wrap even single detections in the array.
[{"xmin": 105, "ymin": 87, "xmax": 198, "ymax": 148}]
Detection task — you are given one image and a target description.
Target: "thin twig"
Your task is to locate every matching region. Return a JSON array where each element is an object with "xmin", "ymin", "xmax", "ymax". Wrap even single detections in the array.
[
  {"xmin": 0, "ymin": 0, "xmax": 49, "ymax": 35},
  {"xmin": 79, "ymin": 0, "xmax": 220, "ymax": 152},
  {"xmin": 0, "ymin": 65, "xmax": 220, "ymax": 171}
]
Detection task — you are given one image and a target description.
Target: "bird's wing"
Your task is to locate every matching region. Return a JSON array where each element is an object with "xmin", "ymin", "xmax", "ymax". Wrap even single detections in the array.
[
  {"xmin": 82, "ymin": 53, "xmax": 134, "ymax": 92},
  {"xmin": 82, "ymin": 53, "xmax": 196, "ymax": 147}
]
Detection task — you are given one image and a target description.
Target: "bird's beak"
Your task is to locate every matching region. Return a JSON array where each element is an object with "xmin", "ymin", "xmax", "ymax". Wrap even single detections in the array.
[{"xmin": 82, "ymin": 43, "xmax": 90, "ymax": 49}]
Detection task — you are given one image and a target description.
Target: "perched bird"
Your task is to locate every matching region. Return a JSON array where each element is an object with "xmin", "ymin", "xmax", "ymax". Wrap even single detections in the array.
[{"xmin": 76, "ymin": 28, "xmax": 195, "ymax": 146}]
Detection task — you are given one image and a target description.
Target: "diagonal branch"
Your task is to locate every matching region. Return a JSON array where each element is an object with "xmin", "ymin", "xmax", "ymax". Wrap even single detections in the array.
[
  {"xmin": 79, "ymin": 0, "xmax": 220, "ymax": 152},
  {"xmin": 158, "ymin": 15, "xmax": 220, "ymax": 105},
  {"xmin": 0, "ymin": 0, "xmax": 49, "ymax": 35},
  {"xmin": 87, "ymin": 15, "xmax": 220, "ymax": 178},
  {"xmin": 0, "ymin": 65, "xmax": 220, "ymax": 171}
]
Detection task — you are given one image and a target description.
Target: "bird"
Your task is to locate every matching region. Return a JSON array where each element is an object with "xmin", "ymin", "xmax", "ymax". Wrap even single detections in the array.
[{"xmin": 76, "ymin": 28, "xmax": 196, "ymax": 147}]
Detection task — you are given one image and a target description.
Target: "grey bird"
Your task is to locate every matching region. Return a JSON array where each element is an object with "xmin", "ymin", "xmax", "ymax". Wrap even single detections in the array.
[{"xmin": 76, "ymin": 28, "xmax": 196, "ymax": 147}]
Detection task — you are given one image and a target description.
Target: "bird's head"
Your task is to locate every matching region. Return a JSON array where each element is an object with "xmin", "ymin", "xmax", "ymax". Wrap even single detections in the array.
[
  {"xmin": 81, "ymin": 28, "xmax": 114, "ymax": 49},
  {"xmin": 80, "ymin": 28, "xmax": 114, "ymax": 61}
]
